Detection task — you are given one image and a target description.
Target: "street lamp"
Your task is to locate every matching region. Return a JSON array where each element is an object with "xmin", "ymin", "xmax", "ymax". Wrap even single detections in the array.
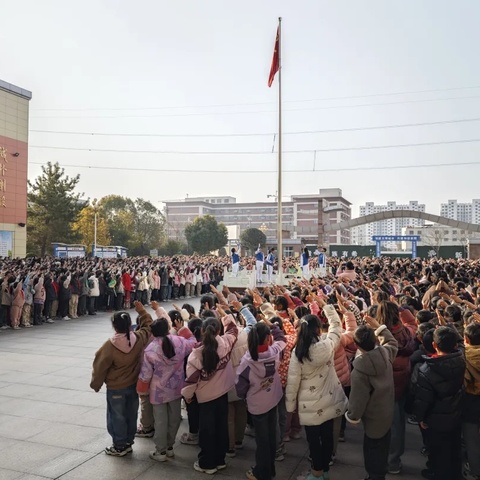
[{"xmin": 259, "ymin": 223, "xmax": 268, "ymax": 234}]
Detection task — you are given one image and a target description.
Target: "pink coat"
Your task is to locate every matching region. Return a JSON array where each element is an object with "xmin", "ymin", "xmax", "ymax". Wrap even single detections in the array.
[
  {"xmin": 181, "ymin": 315, "xmax": 238, "ymax": 403},
  {"xmin": 332, "ymin": 312, "xmax": 357, "ymax": 387}
]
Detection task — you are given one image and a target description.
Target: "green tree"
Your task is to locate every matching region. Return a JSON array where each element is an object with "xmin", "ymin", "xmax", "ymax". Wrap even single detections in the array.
[
  {"xmin": 27, "ymin": 162, "xmax": 82, "ymax": 255},
  {"xmin": 184, "ymin": 215, "xmax": 228, "ymax": 254},
  {"xmin": 240, "ymin": 228, "xmax": 267, "ymax": 254},
  {"xmin": 72, "ymin": 200, "xmax": 111, "ymax": 253},
  {"xmin": 98, "ymin": 195, "xmax": 165, "ymax": 255},
  {"xmin": 158, "ymin": 239, "xmax": 188, "ymax": 256}
]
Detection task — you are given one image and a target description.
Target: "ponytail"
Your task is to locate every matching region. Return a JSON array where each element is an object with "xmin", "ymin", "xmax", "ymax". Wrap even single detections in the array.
[
  {"xmin": 248, "ymin": 322, "xmax": 270, "ymax": 361},
  {"xmin": 295, "ymin": 314, "xmax": 321, "ymax": 363},
  {"xmin": 151, "ymin": 318, "xmax": 176, "ymax": 359},
  {"xmin": 202, "ymin": 318, "xmax": 220, "ymax": 374},
  {"xmin": 111, "ymin": 311, "xmax": 132, "ymax": 346}
]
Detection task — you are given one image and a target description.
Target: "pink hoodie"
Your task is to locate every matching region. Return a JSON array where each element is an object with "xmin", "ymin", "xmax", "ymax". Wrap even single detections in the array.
[{"xmin": 181, "ymin": 315, "xmax": 238, "ymax": 403}]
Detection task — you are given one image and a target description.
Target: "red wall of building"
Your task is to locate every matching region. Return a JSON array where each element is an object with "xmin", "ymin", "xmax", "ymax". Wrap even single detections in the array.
[{"xmin": 0, "ymin": 134, "xmax": 28, "ymax": 224}]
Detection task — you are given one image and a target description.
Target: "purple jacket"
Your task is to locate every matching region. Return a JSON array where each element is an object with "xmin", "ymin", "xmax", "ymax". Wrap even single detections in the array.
[
  {"xmin": 235, "ymin": 325, "xmax": 286, "ymax": 415},
  {"xmin": 139, "ymin": 328, "xmax": 196, "ymax": 405}
]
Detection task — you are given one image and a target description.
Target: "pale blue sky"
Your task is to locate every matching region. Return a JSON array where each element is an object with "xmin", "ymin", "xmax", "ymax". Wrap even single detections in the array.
[{"xmin": 1, "ymin": 0, "xmax": 480, "ymax": 216}]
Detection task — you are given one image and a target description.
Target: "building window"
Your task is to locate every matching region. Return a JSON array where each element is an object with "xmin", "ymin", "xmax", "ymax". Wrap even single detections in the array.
[{"xmin": 284, "ymin": 246, "xmax": 294, "ymax": 257}]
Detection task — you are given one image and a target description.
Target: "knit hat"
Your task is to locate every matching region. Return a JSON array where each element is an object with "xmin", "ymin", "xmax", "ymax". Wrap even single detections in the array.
[{"xmin": 260, "ymin": 302, "xmax": 277, "ymax": 321}]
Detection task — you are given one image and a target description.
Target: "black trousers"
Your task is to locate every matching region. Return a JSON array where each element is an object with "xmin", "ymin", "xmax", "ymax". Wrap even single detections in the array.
[
  {"xmin": 186, "ymin": 395, "xmax": 200, "ymax": 434},
  {"xmin": 305, "ymin": 419, "xmax": 334, "ymax": 473},
  {"xmin": 251, "ymin": 406, "xmax": 278, "ymax": 480},
  {"xmin": 78, "ymin": 295, "xmax": 87, "ymax": 315},
  {"xmin": 198, "ymin": 394, "xmax": 228, "ymax": 470},
  {"xmin": 427, "ymin": 426, "xmax": 462, "ymax": 480},
  {"xmin": 43, "ymin": 299, "xmax": 53, "ymax": 319},
  {"xmin": 88, "ymin": 296, "xmax": 96, "ymax": 314},
  {"xmin": 58, "ymin": 298, "xmax": 69, "ymax": 318},
  {"xmin": 33, "ymin": 303, "xmax": 43, "ymax": 325},
  {"xmin": 364, "ymin": 429, "xmax": 391, "ymax": 480}
]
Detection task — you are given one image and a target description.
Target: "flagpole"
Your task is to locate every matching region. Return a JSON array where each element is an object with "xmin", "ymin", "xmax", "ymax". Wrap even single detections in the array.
[{"xmin": 277, "ymin": 17, "xmax": 283, "ymax": 285}]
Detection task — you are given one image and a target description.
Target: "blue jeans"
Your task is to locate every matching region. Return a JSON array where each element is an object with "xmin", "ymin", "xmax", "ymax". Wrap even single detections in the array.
[{"xmin": 106, "ymin": 384, "xmax": 139, "ymax": 449}]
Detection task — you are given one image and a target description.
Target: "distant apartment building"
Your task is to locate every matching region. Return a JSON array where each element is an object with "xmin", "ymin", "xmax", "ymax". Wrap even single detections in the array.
[
  {"xmin": 440, "ymin": 199, "xmax": 480, "ymax": 224},
  {"xmin": 352, "ymin": 201, "xmax": 426, "ymax": 245},
  {"xmin": 401, "ymin": 224, "xmax": 479, "ymax": 249},
  {"xmin": 164, "ymin": 188, "xmax": 352, "ymax": 254}
]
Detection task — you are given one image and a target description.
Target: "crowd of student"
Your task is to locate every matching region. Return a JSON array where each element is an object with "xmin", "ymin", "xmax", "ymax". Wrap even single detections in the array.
[
  {"xmin": 88, "ymin": 256, "xmax": 480, "ymax": 480},
  {"xmin": 0, "ymin": 255, "xmax": 228, "ymax": 329}
]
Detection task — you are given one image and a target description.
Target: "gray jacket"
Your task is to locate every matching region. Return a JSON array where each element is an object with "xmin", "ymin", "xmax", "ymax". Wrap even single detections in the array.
[{"xmin": 346, "ymin": 325, "xmax": 398, "ymax": 439}]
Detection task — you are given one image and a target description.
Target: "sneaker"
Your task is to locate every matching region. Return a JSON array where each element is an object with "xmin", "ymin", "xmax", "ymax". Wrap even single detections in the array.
[
  {"xmin": 12, "ymin": 326, "xmax": 20, "ymax": 330},
  {"xmin": 217, "ymin": 464, "xmax": 227, "ymax": 470},
  {"xmin": 245, "ymin": 425, "xmax": 255, "ymax": 437},
  {"xmin": 105, "ymin": 445, "xmax": 129, "ymax": 457},
  {"xmin": 235, "ymin": 441, "xmax": 244, "ymax": 450},
  {"xmin": 338, "ymin": 431, "xmax": 345, "ymax": 442},
  {"xmin": 329, "ymin": 453, "xmax": 336, "ymax": 466},
  {"xmin": 46, "ymin": 319, "xmax": 54, "ymax": 324},
  {"xmin": 63, "ymin": 316, "xmax": 71, "ymax": 321},
  {"xmin": 226, "ymin": 449, "xmax": 236, "ymax": 458},
  {"xmin": 421, "ymin": 469, "xmax": 435, "ymax": 480},
  {"xmin": 126, "ymin": 443, "xmax": 133, "ymax": 453},
  {"xmin": 150, "ymin": 450, "xmax": 167, "ymax": 462},
  {"xmin": 420, "ymin": 446, "xmax": 429, "ymax": 457},
  {"xmin": 275, "ymin": 443, "xmax": 286, "ymax": 462},
  {"xmin": 166, "ymin": 447, "xmax": 174, "ymax": 458},
  {"xmin": 180, "ymin": 432, "xmax": 198, "ymax": 445},
  {"xmin": 407, "ymin": 415, "xmax": 419, "ymax": 425},
  {"xmin": 246, "ymin": 469, "xmax": 258, "ymax": 480},
  {"xmin": 193, "ymin": 461, "xmax": 217, "ymax": 474},
  {"xmin": 136, "ymin": 427, "xmax": 155, "ymax": 438},
  {"xmin": 0, "ymin": 325, "xmax": 9, "ymax": 330},
  {"xmin": 388, "ymin": 465, "xmax": 402, "ymax": 475},
  {"xmin": 24, "ymin": 324, "xmax": 33, "ymax": 328}
]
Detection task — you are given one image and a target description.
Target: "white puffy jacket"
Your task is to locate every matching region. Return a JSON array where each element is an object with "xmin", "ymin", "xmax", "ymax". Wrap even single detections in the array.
[{"xmin": 285, "ymin": 305, "xmax": 348, "ymax": 426}]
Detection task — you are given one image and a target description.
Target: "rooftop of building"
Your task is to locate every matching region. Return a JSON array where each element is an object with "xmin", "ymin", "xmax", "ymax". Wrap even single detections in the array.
[{"xmin": 0, "ymin": 79, "xmax": 32, "ymax": 100}]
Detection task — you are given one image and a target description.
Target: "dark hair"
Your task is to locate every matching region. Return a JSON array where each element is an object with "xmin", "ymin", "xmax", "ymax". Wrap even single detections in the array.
[
  {"xmin": 422, "ymin": 328, "xmax": 436, "ymax": 354},
  {"xmin": 295, "ymin": 314, "xmax": 321, "ymax": 363},
  {"xmin": 168, "ymin": 310, "xmax": 182, "ymax": 324},
  {"xmin": 377, "ymin": 301, "xmax": 400, "ymax": 329},
  {"xmin": 353, "ymin": 325, "xmax": 376, "ymax": 352},
  {"xmin": 248, "ymin": 323, "xmax": 271, "ymax": 361},
  {"xmin": 433, "ymin": 326, "xmax": 458, "ymax": 354},
  {"xmin": 294, "ymin": 305, "xmax": 309, "ymax": 319},
  {"xmin": 201, "ymin": 309, "xmax": 217, "ymax": 320},
  {"xmin": 444, "ymin": 305, "xmax": 462, "ymax": 323},
  {"xmin": 202, "ymin": 317, "xmax": 221, "ymax": 374},
  {"xmin": 112, "ymin": 311, "xmax": 133, "ymax": 347},
  {"xmin": 416, "ymin": 322, "xmax": 435, "ymax": 339},
  {"xmin": 274, "ymin": 296, "xmax": 289, "ymax": 311},
  {"xmin": 374, "ymin": 290, "xmax": 389, "ymax": 303},
  {"xmin": 188, "ymin": 318, "xmax": 203, "ymax": 341},
  {"xmin": 416, "ymin": 309, "xmax": 435, "ymax": 324},
  {"xmin": 182, "ymin": 304, "xmax": 195, "ymax": 317},
  {"xmin": 465, "ymin": 323, "xmax": 480, "ymax": 346},
  {"xmin": 270, "ymin": 315, "xmax": 284, "ymax": 332},
  {"xmin": 200, "ymin": 294, "xmax": 215, "ymax": 310},
  {"xmin": 151, "ymin": 318, "xmax": 175, "ymax": 359},
  {"xmin": 346, "ymin": 261, "xmax": 354, "ymax": 270}
]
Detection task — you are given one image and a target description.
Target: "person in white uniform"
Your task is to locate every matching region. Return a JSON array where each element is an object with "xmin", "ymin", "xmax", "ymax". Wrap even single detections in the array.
[{"xmin": 265, "ymin": 248, "xmax": 275, "ymax": 283}]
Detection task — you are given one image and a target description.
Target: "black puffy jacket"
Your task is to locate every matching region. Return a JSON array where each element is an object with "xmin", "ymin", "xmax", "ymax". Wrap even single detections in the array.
[{"xmin": 413, "ymin": 350, "xmax": 465, "ymax": 432}]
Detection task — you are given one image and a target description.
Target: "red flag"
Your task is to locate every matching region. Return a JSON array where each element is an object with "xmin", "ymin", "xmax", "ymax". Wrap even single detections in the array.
[{"xmin": 268, "ymin": 27, "xmax": 280, "ymax": 87}]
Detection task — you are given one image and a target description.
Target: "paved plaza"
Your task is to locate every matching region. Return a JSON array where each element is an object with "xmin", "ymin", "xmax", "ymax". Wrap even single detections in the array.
[{"xmin": 0, "ymin": 301, "xmax": 425, "ymax": 480}]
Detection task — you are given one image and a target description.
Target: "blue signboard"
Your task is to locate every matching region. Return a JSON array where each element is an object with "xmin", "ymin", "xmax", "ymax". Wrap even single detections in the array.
[{"xmin": 372, "ymin": 235, "xmax": 421, "ymax": 259}]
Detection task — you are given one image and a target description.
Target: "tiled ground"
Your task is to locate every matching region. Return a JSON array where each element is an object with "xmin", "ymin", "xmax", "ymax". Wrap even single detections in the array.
[{"xmin": 0, "ymin": 301, "xmax": 425, "ymax": 480}]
